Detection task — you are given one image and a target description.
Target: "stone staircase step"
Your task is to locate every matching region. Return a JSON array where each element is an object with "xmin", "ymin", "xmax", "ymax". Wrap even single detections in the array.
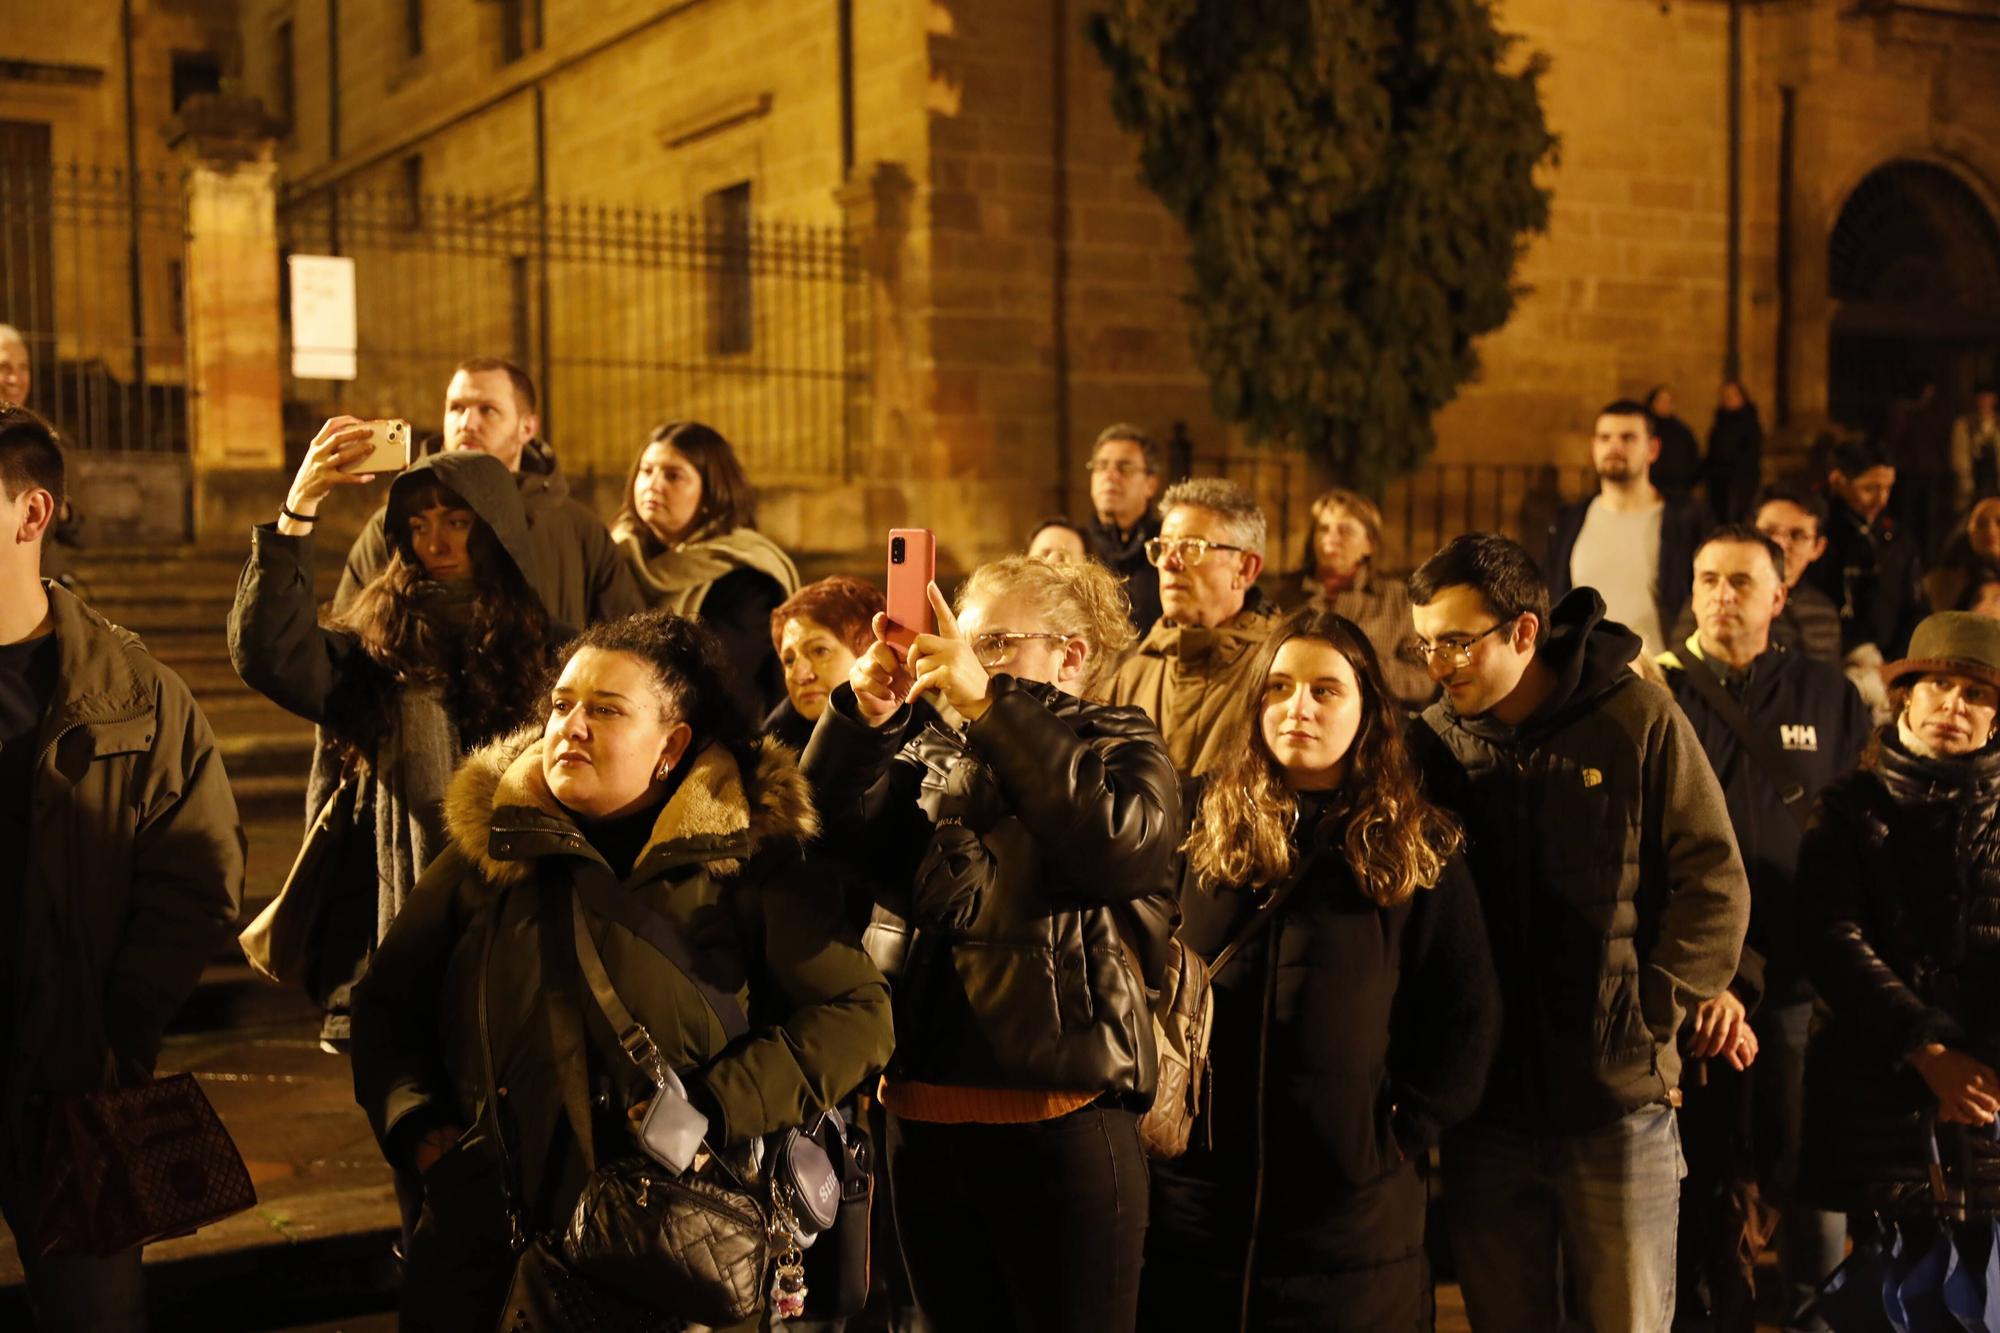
[{"xmin": 217, "ymin": 732, "xmax": 316, "ymax": 781}]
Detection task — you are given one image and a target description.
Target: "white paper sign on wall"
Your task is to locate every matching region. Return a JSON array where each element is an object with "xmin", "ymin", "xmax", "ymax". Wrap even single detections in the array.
[{"xmin": 289, "ymin": 254, "xmax": 358, "ymax": 381}]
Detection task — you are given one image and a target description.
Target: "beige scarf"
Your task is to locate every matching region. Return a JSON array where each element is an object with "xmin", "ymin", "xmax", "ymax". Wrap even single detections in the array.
[{"xmin": 612, "ymin": 518, "xmax": 801, "ymax": 614}]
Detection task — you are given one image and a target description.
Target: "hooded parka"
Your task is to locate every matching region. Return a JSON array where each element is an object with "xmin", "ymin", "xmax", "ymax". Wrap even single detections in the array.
[
  {"xmin": 332, "ymin": 438, "xmax": 645, "ymax": 629},
  {"xmin": 10, "ymin": 584, "xmax": 244, "ymax": 1123},
  {"xmin": 1410, "ymin": 589, "xmax": 1751, "ymax": 1134},
  {"xmin": 229, "ymin": 451, "xmax": 559, "ymax": 963},
  {"xmin": 350, "ymin": 728, "xmax": 893, "ymax": 1331},
  {"xmin": 1798, "ymin": 730, "xmax": 2000, "ymax": 1216},
  {"xmin": 1106, "ymin": 587, "xmax": 1282, "ymax": 778}
]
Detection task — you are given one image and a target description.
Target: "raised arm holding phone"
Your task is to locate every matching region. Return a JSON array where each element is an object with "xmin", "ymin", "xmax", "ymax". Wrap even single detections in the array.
[{"xmin": 799, "ymin": 550, "xmax": 1181, "ymax": 1333}]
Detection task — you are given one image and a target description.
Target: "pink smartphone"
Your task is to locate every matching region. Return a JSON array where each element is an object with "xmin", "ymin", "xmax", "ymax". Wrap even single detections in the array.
[{"xmin": 884, "ymin": 528, "xmax": 936, "ymax": 692}]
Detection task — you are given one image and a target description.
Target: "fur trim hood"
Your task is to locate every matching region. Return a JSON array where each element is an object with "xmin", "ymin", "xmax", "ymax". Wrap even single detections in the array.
[{"xmin": 444, "ymin": 725, "xmax": 818, "ymax": 890}]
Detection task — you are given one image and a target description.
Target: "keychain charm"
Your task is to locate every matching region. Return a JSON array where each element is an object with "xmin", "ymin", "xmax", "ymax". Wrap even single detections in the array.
[{"xmin": 769, "ymin": 1188, "xmax": 809, "ymax": 1318}]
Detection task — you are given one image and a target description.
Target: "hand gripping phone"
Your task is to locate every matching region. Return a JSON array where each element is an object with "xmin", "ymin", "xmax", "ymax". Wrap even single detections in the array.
[
  {"xmin": 884, "ymin": 528, "xmax": 936, "ymax": 695},
  {"xmin": 349, "ymin": 419, "xmax": 412, "ymax": 474}
]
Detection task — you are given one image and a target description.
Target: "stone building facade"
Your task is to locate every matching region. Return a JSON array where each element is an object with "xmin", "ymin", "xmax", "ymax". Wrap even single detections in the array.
[{"xmin": 119, "ymin": 0, "xmax": 2000, "ymax": 563}]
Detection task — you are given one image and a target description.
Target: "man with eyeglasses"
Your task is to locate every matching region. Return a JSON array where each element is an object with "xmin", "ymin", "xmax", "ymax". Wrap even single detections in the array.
[
  {"xmin": 1106, "ymin": 476, "xmax": 1277, "ymax": 777},
  {"xmin": 1666, "ymin": 485, "xmax": 1843, "ymax": 666},
  {"xmin": 1405, "ymin": 532, "xmax": 1748, "ymax": 1332},
  {"xmin": 1082, "ymin": 424, "xmax": 1165, "ymax": 634}
]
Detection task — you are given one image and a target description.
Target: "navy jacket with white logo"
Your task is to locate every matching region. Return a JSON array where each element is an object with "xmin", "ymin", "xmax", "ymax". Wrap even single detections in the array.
[{"xmin": 1661, "ymin": 639, "xmax": 1872, "ymax": 1007}]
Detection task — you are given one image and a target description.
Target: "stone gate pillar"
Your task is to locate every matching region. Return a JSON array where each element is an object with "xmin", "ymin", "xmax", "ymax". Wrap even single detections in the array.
[{"xmin": 169, "ymin": 95, "xmax": 286, "ymax": 541}]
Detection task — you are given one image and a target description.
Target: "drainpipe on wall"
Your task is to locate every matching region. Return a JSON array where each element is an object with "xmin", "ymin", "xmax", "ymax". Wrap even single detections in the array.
[
  {"xmin": 1050, "ymin": 0, "xmax": 1072, "ymax": 516},
  {"xmin": 1776, "ymin": 85, "xmax": 1796, "ymax": 426},
  {"xmin": 1725, "ymin": 0, "xmax": 1743, "ymax": 380},
  {"xmin": 122, "ymin": 0, "xmax": 149, "ymax": 448},
  {"xmin": 838, "ymin": 0, "xmax": 855, "ymax": 182}
]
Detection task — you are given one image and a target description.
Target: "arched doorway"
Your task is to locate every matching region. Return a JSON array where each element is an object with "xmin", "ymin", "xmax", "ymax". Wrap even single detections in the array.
[{"xmin": 1827, "ymin": 159, "xmax": 2000, "ymax": 436}]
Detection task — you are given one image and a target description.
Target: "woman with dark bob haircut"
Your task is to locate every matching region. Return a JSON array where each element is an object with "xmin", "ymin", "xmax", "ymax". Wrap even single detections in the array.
[
  {"xmin": 613, "ymin": 421, "xmax": 800, "ymax": 717},
  {"xmin": 230, "ymin": 422, "xmax": 558, "ymax": 1047},
  {"xmin": 351, "ymin": 608, "xmax": 893, "ymax": 1331},
  {"xmin": 765, "ymin": 574, "xmax": 885, "ymax": 750},
  {"xmin": 1139, "ymin": 607, "xmax": 1500, "ymax": 1332}
]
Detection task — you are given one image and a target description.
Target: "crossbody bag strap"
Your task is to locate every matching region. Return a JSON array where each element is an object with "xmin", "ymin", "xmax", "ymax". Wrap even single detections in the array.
[
  {"xmin": 570, "ymin": 861, "xmax": 750, "ymax": 1041},
  {"xmin": 1207, "ymin": 848, "xmax": 1322, "ymax": 979},
  {"xmin": 1676, "ymin": 659, "xmax": 1810, "ymax": 826},
  {"xmin": 571, "ymin": 889, "xmax": 677, "ymax": 1088},
  {"xmin": 475, "ymin": 907, "xmax": 528, "ymax": 1254}
]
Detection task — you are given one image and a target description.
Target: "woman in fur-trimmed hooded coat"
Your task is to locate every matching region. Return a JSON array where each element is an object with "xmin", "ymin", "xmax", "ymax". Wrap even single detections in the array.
[{"xmin": 351, "ymin": 612, "xmax": 892, "ymax": 1332}]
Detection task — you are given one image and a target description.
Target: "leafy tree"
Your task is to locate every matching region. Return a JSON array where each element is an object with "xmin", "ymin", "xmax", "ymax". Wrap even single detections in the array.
[{"xmin": 1089, "ymin": 0, "xmax": 1556, "ymax": 488}]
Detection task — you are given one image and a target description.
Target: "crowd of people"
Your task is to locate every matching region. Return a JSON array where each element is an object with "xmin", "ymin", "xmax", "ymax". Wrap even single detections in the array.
[{"xmin": 4, "ymin": 359, "xmax": 2000, "ymax": 1333}]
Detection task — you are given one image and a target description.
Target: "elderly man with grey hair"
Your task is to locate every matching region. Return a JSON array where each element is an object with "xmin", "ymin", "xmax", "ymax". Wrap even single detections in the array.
[
  {"xmin": 0, "ymin": 325, "xmax": 29, "ymax": 407},
  {"xmin": 1106, "ymin": 476, "xmax": 1277, "ymax": 776}
]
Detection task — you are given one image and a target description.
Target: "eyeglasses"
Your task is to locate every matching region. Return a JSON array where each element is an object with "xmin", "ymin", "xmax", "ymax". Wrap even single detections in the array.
[
  {"xmin": 1086, "ymin": 459, "xmax": 1149, "ymax": 479},
  {"xmin": 1411, "ymin": 617, "xmax": 1518, "ymax": 670},
  {"xmin": 971, "ymin": 631, "xmax": 1067, "ymax": 668},
  {"xmin": 1144, "ymin": 537, "xmax": 1247, "ymax": 568}
]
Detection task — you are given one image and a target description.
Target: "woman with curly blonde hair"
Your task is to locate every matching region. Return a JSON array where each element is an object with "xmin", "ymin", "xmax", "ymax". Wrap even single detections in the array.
[
  {"xmin": 803, "ymin": 553, "xmax": 1178, "ymax": 1332},
  {"xmin": 1139, "ymin": 607, "xmax": 1500, "ymax": 1333}
]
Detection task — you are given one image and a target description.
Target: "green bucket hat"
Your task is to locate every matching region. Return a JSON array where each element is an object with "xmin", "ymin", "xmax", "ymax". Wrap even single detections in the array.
[{"xmin": 1881, "ymin": 611, "xmax": 2000, "ymax": 693}]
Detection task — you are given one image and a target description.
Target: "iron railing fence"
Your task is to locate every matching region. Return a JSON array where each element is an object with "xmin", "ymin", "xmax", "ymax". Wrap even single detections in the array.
[
  {"xmin": 0, "ymin": 159, "xmax": 190, "ymax": 452},
  {"xmin": 1194, "ymin": 450, "xmax": 1599, "ymax": 580},
  {"xmin": 277, "ymin": 187, "xmax": 865, "ymax": 484}
]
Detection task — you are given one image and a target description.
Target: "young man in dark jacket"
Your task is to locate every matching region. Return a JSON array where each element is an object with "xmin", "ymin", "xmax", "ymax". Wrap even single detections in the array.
[
  {"xmin": 1804, "ymin": 437, "xmax": 1924, "ymax": 664},
  {"xmin": 0, "ymin": 406, "xmax": 245, "ymax": 1329},
  {"xmin": 1658, "ymin": 525, "xmax": 1872, "ymax": 1331},
  {"xmin": 1546, "ymin": 398, "xmax": 1712, "ymax": 659},
  {"xmin": 1407, "ymin": 532, "xmax": 1750, "ymax": 1332},
  {"xmin": 1083, "ymin": 423, "xmax": 1165, "ymax": 635}
]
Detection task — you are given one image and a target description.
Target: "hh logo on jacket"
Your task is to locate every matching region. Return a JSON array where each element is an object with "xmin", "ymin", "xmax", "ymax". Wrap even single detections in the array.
[{"xmin": 1780, "ymin": 724, "xmax": 1819, "ymax": 752}]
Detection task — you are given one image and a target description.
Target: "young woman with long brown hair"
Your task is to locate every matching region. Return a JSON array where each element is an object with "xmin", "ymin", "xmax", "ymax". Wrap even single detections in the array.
[
  {"xmin": 229, "ymin": 423, "xmax": 558, "ymax": 1052},
  {"xmin": 612, "ymin": 420, "xmax": 799, "ymax": 716},
  {"xmin": 1139, "ymin": 607, "xmax": 1500, "ymax": 1333}
]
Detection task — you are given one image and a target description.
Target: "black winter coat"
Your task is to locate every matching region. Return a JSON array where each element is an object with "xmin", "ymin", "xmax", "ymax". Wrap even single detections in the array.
[
  {"xmin": 1149, "ymin": 785, "xmax": 1499, "ymax": 1327},
  {"xmin": 1546, "ymin": 494, "xmax": 1711, "ymax": 646},
  {"xmin": 1412, "ymin": 590, "xmax": 1750, "ymax": 1134},
  {"xmin": 1703, "ymin": 405, "xmax": 1765, "ymax": 523},
  {"xmin": 801, "ymin": 676, "xmax": 1181, "ymax": 1101},
  {"xmin": 1653, "ymin": 412, "xmax": 1704, "ymax": 502},
  {"xmin": 1087, "ymin": 511, "xmax": 1164, "ymax": 636},
  {"xmin": 1804, "ymin": 500, "xmax": 1924, "ymax": 659},
  {"xmin": 1799, "ymin": 732, "xmax": 2000, "ymax": 1215},
  {"xmin": 1661, "ymin": 646, "xmax": 1872, "ymax": 1007}
]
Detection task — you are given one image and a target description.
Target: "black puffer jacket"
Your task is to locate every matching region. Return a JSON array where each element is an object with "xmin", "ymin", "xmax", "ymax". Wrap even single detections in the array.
[
  {"xmin": 1799, "ymin": 730, "xmax": 2000, "ymax": 1215},
  {"xmin": 1411, "ymin": 589, "xmax": 1750, "ymax": 1134},
  {"xmin": 801, "ymin": 675, "xmax": 1181, "ymax": 1100}
]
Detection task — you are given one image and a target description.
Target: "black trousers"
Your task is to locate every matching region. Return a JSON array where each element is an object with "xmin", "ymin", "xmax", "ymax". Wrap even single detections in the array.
[{"xmin": 888, "ymin": 1106, "xmax": 1147, "ymax": 1333}]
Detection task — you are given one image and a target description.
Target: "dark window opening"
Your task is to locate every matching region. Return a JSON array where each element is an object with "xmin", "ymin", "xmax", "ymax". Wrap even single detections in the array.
[
  {"xmin": 274, "ymin": 22, "xmax": 296, "ymax": 131},
  {"xmin": 497, "ymin": 0, "xmax": 543, "ymax": 63},
  {"xmin": 405, "ymin": 0, "xmax": 424, "ymax": 57},
  {"xmin": 706, "ymin": 181, "xmax": 753, "ymax": 357},
  {"xmin": 401, "ymin": 155, "xmax": 424, "ymax": 230},
  {"xmin": 168, "ymin": 260, "xmax": 185, "ymax": 336},
  {"xmin": 170, "ymin": 51, "xmax": 223, "ymax": 113}
]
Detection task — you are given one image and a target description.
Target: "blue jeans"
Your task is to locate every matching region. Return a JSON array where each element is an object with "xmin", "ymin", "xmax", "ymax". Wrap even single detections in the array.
[{"xmin": 1444, "ymin": 1103, "xmax": 1687, "ymax": 1332}]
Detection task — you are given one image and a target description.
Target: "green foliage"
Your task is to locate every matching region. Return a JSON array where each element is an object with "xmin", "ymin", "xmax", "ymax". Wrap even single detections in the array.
[{"xmin": 1089, "ymin": 0, "xmax": 1557, "ymax": 489}]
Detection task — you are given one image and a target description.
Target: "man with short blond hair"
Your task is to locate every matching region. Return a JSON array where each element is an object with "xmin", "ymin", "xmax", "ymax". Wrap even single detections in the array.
[{"xmin": 1106, "ymin": 476, "xmax": 1276, "ymax": 776}]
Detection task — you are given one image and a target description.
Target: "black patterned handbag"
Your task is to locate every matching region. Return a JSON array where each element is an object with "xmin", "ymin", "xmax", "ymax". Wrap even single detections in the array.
[{"xmin": 32, "ymin": 1072, "xmax": 257, "ymax": 1258}]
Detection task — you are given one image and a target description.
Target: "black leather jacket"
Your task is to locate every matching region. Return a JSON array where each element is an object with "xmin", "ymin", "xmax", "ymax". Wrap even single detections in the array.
[
  {"xmin": 801, "ymin": 676, "xmax": 1182, "ymax": 1102},
  {"xmin": 1800, "ymin": 731, "xmax": 2000, "ymax": 1214}
]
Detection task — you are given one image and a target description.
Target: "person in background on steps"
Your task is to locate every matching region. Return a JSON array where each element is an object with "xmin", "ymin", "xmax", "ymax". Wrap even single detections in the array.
[
  {"xmin": 0, "ymin": 405, "xmax": 244, "ymax": 1331},
  {"xmin": 1083, "ymin": 424, "xmax": 1167, "ymax": 636},
  {"xmin": 1140, "ymin": 607, "xmax": 1498, "ymax": 1332}
]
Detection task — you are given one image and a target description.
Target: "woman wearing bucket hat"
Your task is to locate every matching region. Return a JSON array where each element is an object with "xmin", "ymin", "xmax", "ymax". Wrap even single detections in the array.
[{"xmin": 1797, "ymin": 611, "xmax": 2000, "ymax": 1243}]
